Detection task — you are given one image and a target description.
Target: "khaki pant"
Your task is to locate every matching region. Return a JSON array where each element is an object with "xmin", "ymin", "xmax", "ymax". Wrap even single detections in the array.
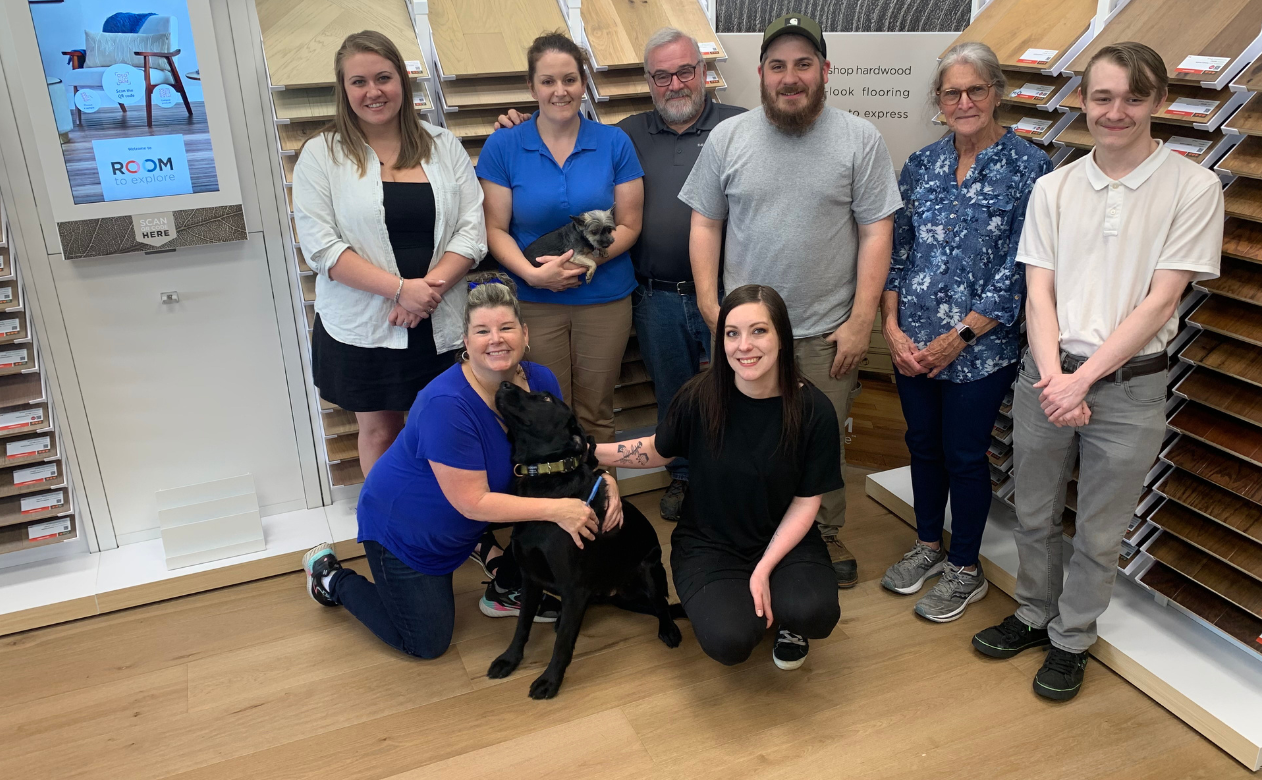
[
  {"xmin": 519, "ymin": 297, "xmax": 633, "ymax": 443},
  {"xmin": 794, "ymin": 334, "xmax": 861, "ymax": 534}
]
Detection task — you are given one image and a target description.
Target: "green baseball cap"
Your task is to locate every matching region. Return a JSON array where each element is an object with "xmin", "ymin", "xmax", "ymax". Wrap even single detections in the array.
[{"xmin": 761, "ymin": 13, "xmax": 826, "ymax": 59}]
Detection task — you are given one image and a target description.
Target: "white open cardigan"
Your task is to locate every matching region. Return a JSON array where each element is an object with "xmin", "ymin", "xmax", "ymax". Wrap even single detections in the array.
[{"xmin": 292, "ymin": 123, "xmax": 487, "ymax": 352}]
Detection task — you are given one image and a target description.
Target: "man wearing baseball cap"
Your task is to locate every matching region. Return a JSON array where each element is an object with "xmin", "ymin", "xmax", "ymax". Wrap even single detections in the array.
[{"xmin": 680, "ymin": 12, "xmax": 901, "ymax": 592}]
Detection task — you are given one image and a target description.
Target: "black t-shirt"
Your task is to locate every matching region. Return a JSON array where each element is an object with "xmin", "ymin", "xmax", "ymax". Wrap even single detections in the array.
[{"xmin": 655, "ymin": 383, "xmax": 844, "ymax": 599}]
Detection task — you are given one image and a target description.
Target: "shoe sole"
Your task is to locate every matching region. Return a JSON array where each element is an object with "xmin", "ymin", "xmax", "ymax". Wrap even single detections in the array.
[
  {"xmin": 1034, "ymin": 677, "xmax": 1082, "ymax": 701},
  {"xmin": 915, "ymin": 579, "xmax": 990, "ymax": 623},
  {"xmin": 302, "ymin": 544, "xmax": 338, "ymax": 607},
  {"xmin": 773, "ymin": 654, "xmax": 806, "ymax": 671},
  {"xmin": 478, "ymin": 598, "xmax": 558, "ymax": 623},
  {"xmin": 881, "ymin": 560, "xmax": 945, "ymax": 595},
  {"xmin": 971, "ymin": 634, "xmax": 1052, "ymax": 659}
]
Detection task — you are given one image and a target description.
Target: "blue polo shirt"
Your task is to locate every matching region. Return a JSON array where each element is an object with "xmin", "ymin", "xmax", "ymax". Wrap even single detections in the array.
[
  {"xmin": 356, "ymin": 361, "xmax": 563, "ymax": 575},
  {"xmin": 477, "ymin": 114, "xmax": 644, "ymax": 305}
]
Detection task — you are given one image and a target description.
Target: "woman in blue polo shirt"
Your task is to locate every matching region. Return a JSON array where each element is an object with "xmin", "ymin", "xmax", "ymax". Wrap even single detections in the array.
[{"xmin": 478, "ymin": 33, "xmax": 644, "ymax": 443}]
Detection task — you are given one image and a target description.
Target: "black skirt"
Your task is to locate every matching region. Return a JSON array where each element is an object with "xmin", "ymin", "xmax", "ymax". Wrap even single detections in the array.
[{"xmin": 311, "ymin": 182, "xmax": 457, "ymax": 413}]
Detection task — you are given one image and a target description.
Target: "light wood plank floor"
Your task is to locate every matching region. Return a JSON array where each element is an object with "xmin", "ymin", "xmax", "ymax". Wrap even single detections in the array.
[{"xmin": 0, "ymin": 468, "xmax": 1252, "ymax": 779}]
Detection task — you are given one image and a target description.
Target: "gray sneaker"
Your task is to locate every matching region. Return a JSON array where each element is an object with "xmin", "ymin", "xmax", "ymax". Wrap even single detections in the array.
[
  {"xmin": 914, "ymin": 562, "xmax": 989, "ymax": 623},
  {"xmin": 880, "ymin": 540, "xmax": 946, "ymax": 594}
]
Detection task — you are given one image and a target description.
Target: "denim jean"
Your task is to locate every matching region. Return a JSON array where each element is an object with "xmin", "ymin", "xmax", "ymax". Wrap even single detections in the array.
[
  {"xmin": 631, "ymin": 282, "xmax": 712, "ymax": 481},
  {"xmin": 332, "ymin": 539, "xmax": 455, "ymax": 659},
  {"xmin": 1011, "ymin": 351, "xmax": 1166, "ymax": 652},
  {"xmin": 895, "ymin": 363, "xmax": 1018, "ymax": 567}
]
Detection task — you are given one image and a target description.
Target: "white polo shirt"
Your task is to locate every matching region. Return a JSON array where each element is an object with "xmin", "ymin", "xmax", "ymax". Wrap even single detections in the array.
[{"xmin": 1015, "ymin": 141, "xmax": 1223, "ymax": 358}]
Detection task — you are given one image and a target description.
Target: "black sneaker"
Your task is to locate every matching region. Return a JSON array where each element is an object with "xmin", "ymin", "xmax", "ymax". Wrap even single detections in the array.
[
  {"xmin": 824, "ymin": 537, "xmax": 858, "ymax": 589},
  {"xmin": 772, "ymin": 629, "xmax": 809, "ymax": 670},
  {"xmin": 972, "ymin": 614, "xmax": 1051, "ymax": 659},
  {"xmin": 659, "ymin": 479, "xmax": 686, "ymax": 522},
  {"xmin": 1034, "ymin": 647, "xmax": 1089, "ymax": 701},
  {"xmin": 301, "ymin": 543, "xmax": 342, "ymax": 607},
  {"xmin": 478, "ymin": 581, "xmax": 560, "ymax": 623}
]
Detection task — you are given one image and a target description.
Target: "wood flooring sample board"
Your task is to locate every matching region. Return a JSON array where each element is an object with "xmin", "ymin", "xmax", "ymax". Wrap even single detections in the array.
[
  {"xmin": 430, "ymin": 0, "xmax": 568, "ymax": 78},
  {"xmin": 946, "ymin": 0, "xmax": 1097, "ymax": 71}
]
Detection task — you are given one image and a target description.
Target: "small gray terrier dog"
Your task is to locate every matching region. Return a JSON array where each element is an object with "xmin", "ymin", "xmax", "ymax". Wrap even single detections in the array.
[{"xmin": 521, "ymin": 209, "xmax": 615, "ymax": 283}]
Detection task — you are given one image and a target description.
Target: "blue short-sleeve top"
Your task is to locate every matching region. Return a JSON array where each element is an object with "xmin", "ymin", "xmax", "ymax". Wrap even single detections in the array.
[
  {"xmin": 356, "ymin": 361, "xmax": 563, "ymax": 575},
  {"xmin": 476, "ymin": 114, "xmax": 644, "ymax": 305}
]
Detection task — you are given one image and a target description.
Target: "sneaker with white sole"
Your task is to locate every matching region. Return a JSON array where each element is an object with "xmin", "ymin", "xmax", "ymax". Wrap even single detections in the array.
[
  {"xmin": 478, "ymin": 581, "xmax": 560, "ymax": 623},
  {"xmin": 772, "ymin": 629, "xmax": 809, "ymax": 670},
  {"xmin": 302, "ymin": 543, "xmax": 341, "ymax": 607},
  {"xmin": 881, "ymin": 540, "xmax": 946, "ymax": 595},
  {"xmin": 914, "ymin": 561, "xmax": 988, "ymax": 622}
]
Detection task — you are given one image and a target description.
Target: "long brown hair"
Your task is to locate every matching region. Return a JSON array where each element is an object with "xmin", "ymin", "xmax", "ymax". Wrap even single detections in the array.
[
  {"xmin": 676, "ymin": 285, "xmax": 809, "ymax": 456},
  {"xmin": 322, "ymin": 30, "xmax": 434, "ymax": 176}
]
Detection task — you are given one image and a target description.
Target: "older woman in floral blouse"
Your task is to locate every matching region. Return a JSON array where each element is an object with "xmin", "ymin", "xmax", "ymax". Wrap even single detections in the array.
[{"xmin": 880, "ymin": 42, "xmax": 1052, "ymax": 622}]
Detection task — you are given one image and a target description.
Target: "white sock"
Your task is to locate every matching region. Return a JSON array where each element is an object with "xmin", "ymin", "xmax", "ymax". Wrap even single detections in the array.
[{"xmin": 320, "ymin": 570, "xmax": 338, "ymax": 590}]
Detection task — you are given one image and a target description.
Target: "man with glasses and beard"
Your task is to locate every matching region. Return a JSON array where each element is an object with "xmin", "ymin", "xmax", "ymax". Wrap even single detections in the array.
[
  {"xmin": 495, "ymin": 28, "xmax": 744, "ymax": 523},
  {"xmin": 680, "ymin": 13, "xmax": 901, "ymax": 589}
]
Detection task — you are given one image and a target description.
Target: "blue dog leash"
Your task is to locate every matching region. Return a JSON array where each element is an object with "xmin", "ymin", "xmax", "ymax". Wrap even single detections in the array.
[{"xmin": 585, "ymin": 474, "xmax": 604, "ymax": 506}]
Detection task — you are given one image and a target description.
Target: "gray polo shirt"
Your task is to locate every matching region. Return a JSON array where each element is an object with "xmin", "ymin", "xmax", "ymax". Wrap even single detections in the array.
[
  {"xmin": 617, "ymin": 96, "xmax": 745, "ymax": 283},
  {"xmin": 679, "ymin": 106, "xmax": 902, "ymax": 338}
]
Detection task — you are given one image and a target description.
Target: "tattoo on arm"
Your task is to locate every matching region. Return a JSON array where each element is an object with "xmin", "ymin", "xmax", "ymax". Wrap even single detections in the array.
[{"xmin": 614, "ymin": 441, "xmax": 649, "ymax": 465}]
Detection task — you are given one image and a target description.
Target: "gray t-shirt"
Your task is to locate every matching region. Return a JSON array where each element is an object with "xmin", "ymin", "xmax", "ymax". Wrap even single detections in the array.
[{"xmin": 679, "ymin": 106, "xmax": 902, "ymax": 338}]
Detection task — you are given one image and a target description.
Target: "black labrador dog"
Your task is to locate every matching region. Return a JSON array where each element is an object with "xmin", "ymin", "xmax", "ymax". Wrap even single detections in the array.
[{"xmin": 489, "ymin": 381, "xmax": 681, "ymax": 699}]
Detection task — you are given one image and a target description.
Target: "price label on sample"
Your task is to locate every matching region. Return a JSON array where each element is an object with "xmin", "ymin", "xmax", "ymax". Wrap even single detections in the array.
[
  {"xmin": 1166, "ymin": 136, "xmax": 1212, "ymax": 157},
  {"xmin": 27, "ymin": 517, "xmax": 71, "ymax": 541},
  {"xmin": 698, "ymin": 42, "xmax": 719, "ymax": 55},
  {"xmin": 1119, "ymin": 541, "xmax": 1137, "ymax": 560},
  {"xmin": 21, "ymin": 490, "xmax": 64, "ymax": 514},
  {"xmin": 0, "ymin": 288, "xmax": 12, "ymax": 304},
  {"xmin": 0, "ymin": 407, "xmax": 42, "ymax": 432},
  {"xmin": 1016, "ymin": 48, "xmax": 1057, "ymax": 66},
  {"xmin": 7, "ymin": 435, "xmax": 50, "ymax": 459},
  {"xmin": 0, "ymin": 318, "xmax": 18, "ymax": 337},
  {"xmin": 1013, "ymin": 116, "xmax": 1053, "ymax": 136},
  {"xmin": 1011, "ymin": 83, "xmax": 1054, "ymax": 100},
  {"xmin": 1175, "ymin": 55, "xmax": 1230, "ymax": 75},
  {"xmin": 404, "ymin": 60, "xmax": 423, "ymax": 77},
  {"xmin": 1165, "ymin": 97, "xmax": 1219, "ymax": 118},
  {"xmin": 0, "ymin": 348, "xmax": 28, "ymax": 368},
  {"xmin": 13, "ymin": 462, "xmax": 57, "ymax": 486},
  {"xmin": 413, "ymin": 93, "xmax": 429, "ymax": 110},
  {"xmin": 705, "ymin": 70, "xmax": 720, "ymax": 86}
]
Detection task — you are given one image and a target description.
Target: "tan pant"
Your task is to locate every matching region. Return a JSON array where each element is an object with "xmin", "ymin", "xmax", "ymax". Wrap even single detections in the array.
[
  {"xmin": 519, "ymin": 297, "xmax": 633, "ymax": 443},
  {"xmin": 794, "ymin": 334, "xmax": 862, "ymax": 534}
]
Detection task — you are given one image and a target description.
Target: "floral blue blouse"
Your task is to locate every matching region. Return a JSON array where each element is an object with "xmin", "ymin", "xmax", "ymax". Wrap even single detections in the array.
[{"xmin": 887, "ymin": 128, "xmax": 1052, "ymax": 383}]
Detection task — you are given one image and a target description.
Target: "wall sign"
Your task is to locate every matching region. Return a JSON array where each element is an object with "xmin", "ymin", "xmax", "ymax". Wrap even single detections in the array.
[{"xmin": 133, "ymin": 211, "xmax": 179, "ymax": 247}]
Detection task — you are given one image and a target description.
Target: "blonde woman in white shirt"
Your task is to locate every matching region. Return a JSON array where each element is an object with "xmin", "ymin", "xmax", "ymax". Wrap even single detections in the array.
[{"xmin": 293, "ymin": 31, "xmax": 487, "ymax": 475}]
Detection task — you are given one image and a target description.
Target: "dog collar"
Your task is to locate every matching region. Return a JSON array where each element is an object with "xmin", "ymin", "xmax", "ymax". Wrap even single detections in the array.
[{"xmin": 513, "ymin": 456, "xmax": 581, "ymax": 477}]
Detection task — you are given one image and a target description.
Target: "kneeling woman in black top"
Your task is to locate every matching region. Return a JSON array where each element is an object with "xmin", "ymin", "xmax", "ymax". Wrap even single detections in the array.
[{"xmin": 596, "ymin": 285, "xmax": 842, "ymax": 669}]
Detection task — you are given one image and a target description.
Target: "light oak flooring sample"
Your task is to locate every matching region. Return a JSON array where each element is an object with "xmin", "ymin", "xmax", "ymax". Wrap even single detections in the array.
[
  {"xmin": 1157, "ymin": 466, "xmax": 1262, "ymax": 542},
  {"xmin": 1169, "ymin": 400, "xmax": 1262, "ymax": 467},
  {"xmin": 1218, "ymin": 133, "xmax": 1262, "ymax": 179},
  {"xmin": 1001, "ymin": 71, "xmax": 1072, "ymax": 108},
  {"xmin": 582, "ymin": 0, "xmax": 725, "ymax": 70},
  {"xmin": 439, "ymin": 77, "xmax": 534, "ymax": 110},
  {"xmin": 273, "ymin": 88, "xmax": 337, "ymax": 122},
  {"xmin": 945, "ymin": 0, "xmax": 1097, "ymax": 72},
  {"xmin": 325, "ymin": 433, "xmax": 358, "ymax": 462},
  {"xmin": 429, "ymin": 0, "xmax": 569, "ymax": 78},
  {"xmin": 1146, "ymin": 531, "xmax": 1262, "ymax": 616},
  {"xmin": 256, "ymin": 0, "xmax": 425, "ymax": 88},
  {"xmin": 1053, "ymin": 113, "xmax": 1222, "ymax": 163},
  {"xmin": 1223, "ymin": 216, "xmax": 1262, "ymax": 262},
  {"xmin": 0, "ymin": 476, "xmax": 1256, "ymax": 779},
  {"xmin": 1197, "ymin": 257, "xmax": 1262, "ymax": 305},
  {"xmin": 1225, "ymin": 175, "xmax": 1262, "ymax": 221},
  {"xmin": 445, "ymin": 106, "xmax": 535, "ymax": 140},
  {"xmin": 1225, "ymin": 92, "xmax": 1262, "ymax": 135},
  {"xmin": 1061, "ymin": 83, "xmax": 1233, "ymax": 126},
  {"xmin": 1152, "ymin": 496, "xmax": 1262, "ymax": 578},
  {"xmin": 1067, "ymin": 0, "xmax": 1262, "ymax": 83},
  {"xmin": 1141, "ymin": 561, "xmax": 1262, "ymax": 654},
  {"xmin": 321, "ymin": 408, "xmax": 358, "ymax": 437},
  {"xmin": 1189, "ymin": 293, "xmax": 1262, "ymax": 346},
  {"xmin": 1180, "ymin": 330, "xmax": 1262, "ymax": 387},
  {"xmin": 329, "ymin": 458, "xmax": 363, "ymax": 486},
  {"xmin": 594, "ymin": 97, "xmax": 655, "ymax": 126},
  {"xmin": 277, "ymin": 121, "xmax": 325, "ymax": 153},
  {"xmin": 996, "ymin": 104, "xmax": 1057, "ymax": 142}
]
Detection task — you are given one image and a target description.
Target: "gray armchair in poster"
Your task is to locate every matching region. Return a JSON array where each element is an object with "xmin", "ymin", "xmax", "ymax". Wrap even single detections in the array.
[{"xmin": 61, "ymin": 13, "xmax": 193, "ymax": 127}]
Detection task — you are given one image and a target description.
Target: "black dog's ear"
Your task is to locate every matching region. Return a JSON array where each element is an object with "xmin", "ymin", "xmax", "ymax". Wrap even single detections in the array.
[
  {"xmin": 570, "ymin": 214, "xmax": 586, "ymax": 226},
  {"xmin": 585, "ymin": 434, "xmax": 598, "ymax": 467}
]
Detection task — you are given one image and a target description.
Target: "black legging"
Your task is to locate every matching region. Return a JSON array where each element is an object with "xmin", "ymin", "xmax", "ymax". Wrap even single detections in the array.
[{"xmin": 683, "ymin": 560, "xmax": 840, "ymax": 666}]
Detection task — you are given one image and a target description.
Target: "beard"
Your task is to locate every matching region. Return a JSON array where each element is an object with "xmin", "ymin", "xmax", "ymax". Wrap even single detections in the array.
[
  {"xmin": 760, "ymin": 77, "xmax": 826, "ymax": 136},
  {"xmin": 652, "ymin": 84, "xmax": 705, "ymax": 126}
]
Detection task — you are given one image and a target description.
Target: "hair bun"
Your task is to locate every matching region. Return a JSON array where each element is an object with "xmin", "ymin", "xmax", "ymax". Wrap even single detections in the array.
[{"xmin": 466, "ymin": 270, "xmax": 518, "ymax": 295}]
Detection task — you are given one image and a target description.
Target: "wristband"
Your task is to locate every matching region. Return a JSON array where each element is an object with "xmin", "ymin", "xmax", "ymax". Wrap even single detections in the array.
[{"xmin": 393, "ymin": 277, "xmax": 404, "ymax": 304}]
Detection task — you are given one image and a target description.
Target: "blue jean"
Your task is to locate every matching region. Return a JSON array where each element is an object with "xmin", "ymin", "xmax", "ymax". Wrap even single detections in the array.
[
  {"xmin": 631, "ymin": 282, "xmax": 712, "ymax": 481},
  {"xmin": 895, "ymin": 363, "xmax": 1018, "ymax": 567},
  {"xmin": 332, "ymin": 539, "xmax": 454, "ymax": 659}
]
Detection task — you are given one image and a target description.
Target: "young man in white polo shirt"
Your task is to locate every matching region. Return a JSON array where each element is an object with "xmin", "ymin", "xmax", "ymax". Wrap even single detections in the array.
[{"xmin": 970, "ymin": 43, "xmax": 1224, "ymax": 701}]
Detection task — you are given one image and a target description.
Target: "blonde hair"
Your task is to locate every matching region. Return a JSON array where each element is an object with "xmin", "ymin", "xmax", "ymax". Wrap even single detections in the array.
[
  {"xmin": 323, "ymin": 30, "xmax": 434, "ymax": 176},
  {"xmin": 461, "ymin": 272, "xmax": 523, "ymax": 357}
]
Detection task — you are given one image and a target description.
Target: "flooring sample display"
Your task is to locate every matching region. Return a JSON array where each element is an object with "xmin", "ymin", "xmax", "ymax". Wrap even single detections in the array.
[
  {"xmin": 1053, "ymin": 114, "xmax": 1222, "ymax": 163},
  {"xmin": 273, "ymin": 88, "xmax": 337, "ymax": 122},
  {"xmin": 1001, "ymin": 71, "xmax": 1073, "ymax": 108},
  {"xmin": 1153, "ymin": 497, "xmax": 1262, "ymax": 578},
  {"xmin": 1062, "ymin": 83, "xmax": 1234, "ymax": 126},
  {"xmin": 0, "ymin": 403, "xmax": 49, "ymax": 441},
  {"xmin": 439, "ymin": 77, "xmax": 534, "ymax": 110},
  {"xmin": 277, "ymin": 121, "xmax": 325, "ymax": 153},
  {"xmin": 1056, "ymin": 146, "xmax": 1089, "ymax": 168},
  {"xmin": 594, "ymin": 97, "xmax": 656, "ymax": 126},
  {"xmin": 1233, "ymin": 51, "xmax": 1262, "ymax": 90},
  {"xmin": 445, "ymin": 106, "xmax": 534, "ymax": 140},
  {"xmin": 1140, "ymin": 560, "xmax": 1262, "ymax": 656},
  {"xmin": 0, "ymin": 372, "xmax": 42, "ymax": 410},
  {"xmin": 614, "ymin": 382, "xmax": 656, "ymax": 411},
  {"xmin": 1181, "ymin": 331, "xmax": 1262, "ymax": 387},
  {"xmin": 1219, "ymin": 134, "xmax": 1262, "ymax": 178},
  {"xmin": 429, "ymin": 0, "xmax": 569, "ymax": 78},
  {"xmin": 615, "ymin": 404, "xmax": 657, "ymax": 432},
  {"xmin": 0, "ymin": 458, "xmax": 64, "ymax": 499},
  {"xmin": 325, "ymin": 434, "xmax": 358, "ymax": 462},
  {"xmin": 618, "ymin": 359, "xmax": 651, "ymax": 387},
  {"xmin": 0, "ymin": 513, "xmax": 75, "ymax": 555},
  {"xmin": 1146, "ymin": 532, "xmax": 1262, "ymax": 617},
  {"xmin": 0, "ymin": 280, "xmax": 18, "ymax": 311},
  {"xmin": 321, "ymin": 408, "xmax": 358, "ymax": 437},
  {"xmin": 582, "ymin": 0, "xmax": 725, "ymax": 70},
  {"xmin": 1067, "ymin": 0, "xmax": 1262, "ymax": 84},
  {"xmin": 1226, "ymin": 92, "xmax": 1262, "ymax": 135},
  {"xmin": 593, "ymin": 68, "xmax": 654, "ymax": 99},
  {"xmin": 1225, "ymin": 175, "xmax": 1262, "ymax": 221},
  {"xmin": 1157, "ymin": 467, "xmax": 1262, "ymax": 542},
  {"xmin": 300, "ymin": 273, "xmax": 316, "ymax": 302},
  {"xmin": 0, "ymin": 312, "xmax": 27, "ymax": 346},
  {"xmin": 1223, "ymin": 216, "xmax": 1262, "ymax": 263},
  {"xmin": 462, "ymin": 139, "xmax": 485, "ymax": 165},
  {"xmin": 945, "ymin": 0, "xmax": 1097, "ymax": 71},
  {"xmin": 1168, "ymin": 401, "xmax": 1262, "ymax": 467},
  {"xmin": 2, "ymin": 431, "xmax": 57, "ymax": 469},
  {"xmin": 1190, "ymin": 293, "xmax": 1262, "ymax": 346},
  {"xmin": 329, "ymin": 458, "xmax": 363, "ymax": 486},
  {"xmin": 0, "ymin": 488, "xmax": 68, "ymax": 528},
  {"xmin": 255, "ymin": 0, "xmax": 425, "ymax": 88},
  {"xmin": 1175, "ymin": 366, "xmax": 1262, "ymax": 427},
  {"xmin": 1198, "ymin": 257, "xmax": 1262, "ymax": 305},
  {"xmin": 997, "ymin": 104, "xmax": 1060, "ymax": 142}
]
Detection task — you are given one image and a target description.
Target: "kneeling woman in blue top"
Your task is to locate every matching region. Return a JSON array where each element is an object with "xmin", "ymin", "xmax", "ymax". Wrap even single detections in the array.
[{"xmin": 300, "ymin": 273, "xmax": 624, "ymax": 659}]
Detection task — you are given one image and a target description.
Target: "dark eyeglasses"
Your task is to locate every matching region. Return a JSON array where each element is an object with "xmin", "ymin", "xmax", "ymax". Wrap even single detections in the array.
[
  {"xmin": 648, "ymin": 61, "xmax": 703, "ymax": 88},
  {"xmin": 938, "ymin": 84, "xmax": 993, "ymax": 105}
]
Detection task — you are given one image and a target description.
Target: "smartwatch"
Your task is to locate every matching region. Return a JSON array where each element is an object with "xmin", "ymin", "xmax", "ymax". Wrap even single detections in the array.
[{"xmin": 955, "ymin": 322, "xmax": 977, "ymax": 346}]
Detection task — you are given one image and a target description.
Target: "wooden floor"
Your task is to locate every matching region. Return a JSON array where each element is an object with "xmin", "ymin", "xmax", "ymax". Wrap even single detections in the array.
[{"xmin": 0, "ymin": 469, "xmax": 1252, "ymax": 779}]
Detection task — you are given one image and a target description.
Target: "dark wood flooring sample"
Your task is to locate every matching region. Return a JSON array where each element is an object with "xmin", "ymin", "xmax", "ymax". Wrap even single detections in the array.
[
  {"xmin": 1156, "ymin": 467, "xmax": 1262, "ymax": 542},
  {"xmin": 1174, "ymin": 366, "xmax": 1262, "ymax": 427},
  {"xmin": 1223, "ymin": 216, "xmax": 1262, "ymax": 264},
  {"xmin": 1140, "ymin": 562, "xmax": 1262, "ymax": 654},
  {"xmin": 1152, "ymin": 500, "xmax": 1262, "ymax": 578},
  {"xmin": 0, "ymin": 372, "xmax": 42, "ymax": 410},
  {"xmin": 1189, "ymin": 295, "xmax": 1262, "ymax": 347},
  {"xmin": 1163, "ymin": 436, "xmax": 1262, "ymax": 505},
  {"xmin": 1180, "ymin": 331, "xmax": 1262, "ymax": 388},
  {"xmin": 1168, "ymin": 401, "xmax": 1262, "ymax": 467},
  {"xmin": 1147, "ymin": 532, "xmax": 1262, "ymax": 616},
  {"xmin": 1197, "ymin": 257, "xmax": 1262, "ymax": 306},
  {"xmin": 1224, "ymin": 176, "xmax": 1262, "ymax": 223}
]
